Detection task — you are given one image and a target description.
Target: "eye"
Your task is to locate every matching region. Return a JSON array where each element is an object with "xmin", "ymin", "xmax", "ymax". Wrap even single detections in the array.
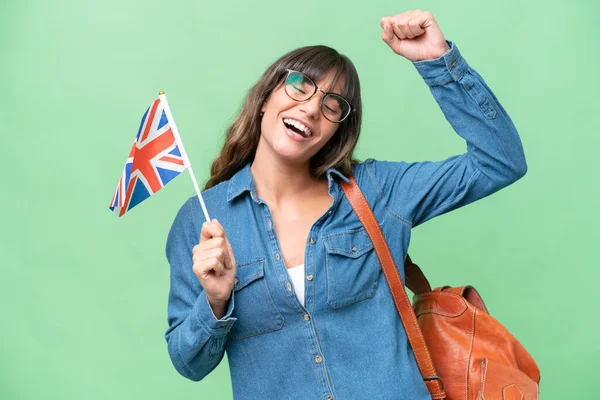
[
  {"xmin": 324, "ymin": 104, "xmax": 339, "ymax": 114},
  {"xmin": 323, "ymin": 96, "xmax": 342, "ymax": 115}
]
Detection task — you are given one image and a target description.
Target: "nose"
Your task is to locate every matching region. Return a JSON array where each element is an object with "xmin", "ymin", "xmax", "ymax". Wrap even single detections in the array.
[{"xmin": 299, "ymin": 91, "xmax": 323, "ymax": 120}]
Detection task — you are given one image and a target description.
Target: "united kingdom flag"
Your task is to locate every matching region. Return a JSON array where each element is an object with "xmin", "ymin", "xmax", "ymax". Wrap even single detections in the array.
[{"xmin": 109, "ymin": 95, "xmax": 188, "ymax": 217}]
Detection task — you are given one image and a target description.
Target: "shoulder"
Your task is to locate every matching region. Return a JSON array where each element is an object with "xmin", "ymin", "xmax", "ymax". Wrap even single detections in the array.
[
  {"xmin": 347, "ymin": 158, "xmax": 415, "ymax": 226},
  {"xmin": 351, "ymin": 158, "xmax": 411, "ymax": 191}
]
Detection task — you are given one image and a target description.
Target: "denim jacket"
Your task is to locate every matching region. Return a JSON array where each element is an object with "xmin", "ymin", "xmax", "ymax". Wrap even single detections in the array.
[{"xmin": 164, "ymin": 40, "xmax": 527, "ymax": 400}]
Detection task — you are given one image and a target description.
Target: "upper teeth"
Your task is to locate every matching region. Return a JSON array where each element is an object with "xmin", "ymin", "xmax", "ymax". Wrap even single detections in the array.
[{"xmin": 284, "ymin": 118, "xmax": 312, "ymax": 137}]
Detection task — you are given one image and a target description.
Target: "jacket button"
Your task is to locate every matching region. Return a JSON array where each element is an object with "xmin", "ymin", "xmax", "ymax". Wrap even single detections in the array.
[
  {"xmin": 315, "ymin": 355, "xmax": 323, "ymax": 363},
  {"xmin": 309, "ymin": 237, "xmax": 315, "ymax": 244},
  {"xmin": 303, "ymin": 314, "xmax": 311, "ymax": 321},
  {"xmin": 351, "ymin": 246, "xmax": 357, "ymax": 252},
  {"xmin": 286, "ymin": 282, "xmax": 292, "ymax": 291},
  {"xmin": 234, "ymin": 278, "xmax": 238, "ymax": 285},
  {"xmin": 306, "ymin": 274, "xmax": 314, "ymax": 281},
  {"xmin": 275, "ymin": 253, "xmax": 281, "ymax": 260},
  {"xmin": 326, "ymin": 396, "xmax": 334, "ymax": 400}
]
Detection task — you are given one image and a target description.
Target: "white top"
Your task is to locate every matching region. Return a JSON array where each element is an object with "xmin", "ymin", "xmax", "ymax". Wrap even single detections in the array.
[{"xmin": 286, "ymin": 264, "xmax": 305, "ymax": 306}]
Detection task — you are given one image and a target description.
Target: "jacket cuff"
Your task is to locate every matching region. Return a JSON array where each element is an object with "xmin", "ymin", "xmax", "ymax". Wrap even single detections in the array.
[
  {"xmin": 412, "ymin": 40, "xmax": 469, "ymax": 86},
  {"xmin": 193, "ymin": 289, "xmax": 236, "ymax": 336}
]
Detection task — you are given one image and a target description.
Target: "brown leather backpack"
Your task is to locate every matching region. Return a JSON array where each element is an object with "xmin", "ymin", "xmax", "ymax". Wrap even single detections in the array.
[{"xmin": 341, "ymin": 176, "xmax": 541, "ymax": 400}]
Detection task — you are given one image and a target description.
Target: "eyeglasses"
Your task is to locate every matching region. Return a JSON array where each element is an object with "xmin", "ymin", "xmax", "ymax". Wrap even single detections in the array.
[{"xmin": 283, "ymin": 69, "xmax": 355, "ymax": 123}]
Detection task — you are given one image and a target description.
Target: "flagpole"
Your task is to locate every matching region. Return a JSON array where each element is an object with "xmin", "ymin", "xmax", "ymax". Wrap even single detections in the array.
[{"xmin": 158, "ymin": 91, "xmax": 211, "ymax": 223}]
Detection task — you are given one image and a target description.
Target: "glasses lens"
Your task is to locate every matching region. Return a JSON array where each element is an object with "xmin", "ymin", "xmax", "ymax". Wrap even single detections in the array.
[
  {"xmin": 322, "ymin": 94, "xmax": 351, "ymax": 122},
  {"xmin": 285, "ymin": 72, "xmax": 315, "ymax": 101}
]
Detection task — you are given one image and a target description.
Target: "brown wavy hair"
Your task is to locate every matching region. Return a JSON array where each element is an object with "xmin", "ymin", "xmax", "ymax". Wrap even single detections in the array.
[{"xmin": 204, "ymin": 45, "xmax": 362, "ymax": 190}]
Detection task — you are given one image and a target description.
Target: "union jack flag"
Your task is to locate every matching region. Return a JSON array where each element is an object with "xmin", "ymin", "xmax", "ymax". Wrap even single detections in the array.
[{"xmin": 109, "ymin": 95, "xmax": 189, "ymax": 217}]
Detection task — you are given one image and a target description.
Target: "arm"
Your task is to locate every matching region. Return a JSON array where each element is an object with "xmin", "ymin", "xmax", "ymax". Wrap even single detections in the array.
[
  {"xmin": 164, "ymin": 198, "xmax": 237, "ymax": 381},
  {"xmin": 374, "ymin": 12, "xmax": 527, "ymax": 227}
]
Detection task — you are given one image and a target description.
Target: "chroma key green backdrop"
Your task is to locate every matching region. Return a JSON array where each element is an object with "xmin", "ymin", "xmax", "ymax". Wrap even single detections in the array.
[{"xmin": 1, "ymin": 0, "xmax": 598, "ymax": 398}]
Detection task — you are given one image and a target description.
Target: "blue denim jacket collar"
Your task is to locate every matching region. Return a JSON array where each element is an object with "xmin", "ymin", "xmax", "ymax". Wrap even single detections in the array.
[{"xmin": 226, "ymin": 161, "xmax": 351, "ymax": 203}]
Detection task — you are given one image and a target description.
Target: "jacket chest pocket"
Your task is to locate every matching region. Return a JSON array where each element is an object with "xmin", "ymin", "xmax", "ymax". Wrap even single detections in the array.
[
  {"xmin": 229, "ymin": 258, "xmax": 284, "ymax": 340},
  {"xmin": 323, "ymin": 228, "xmax": 381, "ymax": 309}
]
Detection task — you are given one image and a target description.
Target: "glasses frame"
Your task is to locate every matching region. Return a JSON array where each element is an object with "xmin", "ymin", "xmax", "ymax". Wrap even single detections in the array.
[{"xmin": 283, "ymin": 69, "xmax": 356, "ymax": 123}]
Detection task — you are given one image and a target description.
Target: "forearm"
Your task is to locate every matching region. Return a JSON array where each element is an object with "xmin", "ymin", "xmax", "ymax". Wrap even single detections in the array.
[
  {"xmin": 413, "ymin": 40, "xmax": 527, "ymax": 185},
  {"xmin": 165, "ymin": 291, "xmax": 236, "ymax": 381}
]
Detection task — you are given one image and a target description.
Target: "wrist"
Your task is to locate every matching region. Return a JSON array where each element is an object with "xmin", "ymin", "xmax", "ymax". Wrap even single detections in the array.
[
  {"xmin": 207, "ymin": 293, "xmax": 230, "ymax": 307},
  {"xmin": 207, "ymin": 295, "xmax": 230, "ymax": 320},
  {"xmin": 421, "ymin": 42, "xmax": 451, "ymax": 61}
]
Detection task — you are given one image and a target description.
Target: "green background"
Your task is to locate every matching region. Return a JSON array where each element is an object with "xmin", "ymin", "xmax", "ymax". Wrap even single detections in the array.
[{"xmin": 2, "ymin": 0, "xmax": 597, "ymax": 398}]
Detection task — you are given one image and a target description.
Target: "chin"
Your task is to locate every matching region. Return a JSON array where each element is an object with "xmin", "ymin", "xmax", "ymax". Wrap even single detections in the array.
[
  {"xmin": 273, "ymin": 146, "xmax": 306, "ymax": 162},
  {"xmin": 261, "ymin": 125, "xmax": 317, "ymax": 163}
]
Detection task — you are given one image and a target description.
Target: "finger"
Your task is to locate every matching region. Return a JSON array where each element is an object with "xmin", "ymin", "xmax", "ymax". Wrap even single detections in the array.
[
  {"xmin": 208, "ymin": 219, "xmax": 234, "ymax": 268},
  {"xmin": 382, "ymin": 23, "xmax": 394, "ymax": 43},
  {"xmin": 395, "ymin": 11, "xmax": 422, "ymax": 38},
  {"xmin": 197, "ymin": 257, "xmax": 226, "ymax": 278},
  {"xmin": 380, "ymin": 18, "xmax": 400, "ymax": 48},
  {"xmin": 210, "ymin": 258, "xmax": 226, "ymax": 276},
  {"xmin": 225, "ymin": 238, "xmax": 236, "ymax": 269},
  {"xmin": 400, "ymin": 19, "xmax": 420, "ymax": 39},
  {"xmin": 379, "ymin": 16, "xmax": 391, "ymax": 34},
  {"xmin": 197, "ymin": 247, "xmax": 226, "ymax": 264},
  {"xmin": 195, "ymin": 236, "xmax": 227, "ymax": 251},
  {"xmin": 406, "ymin": 16, "xmax": 426, "ymax": 37},
  {"xmin": 196, "ymin": 236, "xmax": 234, "ymax": 270},
  {"xmin": 390, "ymin": 16, "xmax": 409, "ymax": 40},
  {"xmin": 194, "ymin": 239, "xmax": 228, "ymax": 272},
  {"xmin": 209, "ymin": 219, "xmax": 227, "ymax": 239},
  {"xmin": 199, "ymin": 219, "xmax": 226, "ymax": 243}
]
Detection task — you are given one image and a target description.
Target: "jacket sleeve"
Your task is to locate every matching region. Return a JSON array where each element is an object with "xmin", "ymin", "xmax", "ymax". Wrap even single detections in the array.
[
  {"xmin": 364, "ymin": 40, "xmax": 527, "ymax": 228},
  {"xmin": 164, "ymin": 198, "xmax": 237, "ymax": 381}
]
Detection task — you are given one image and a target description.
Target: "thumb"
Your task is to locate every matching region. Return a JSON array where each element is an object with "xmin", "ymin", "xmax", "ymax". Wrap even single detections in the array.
[{"xmin": 225, "ymin": 239, "xmax": 236, "ymax": 269}]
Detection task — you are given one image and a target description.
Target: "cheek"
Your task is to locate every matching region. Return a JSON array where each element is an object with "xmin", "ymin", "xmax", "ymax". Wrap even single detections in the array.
[
  {"xmin": 264, "ymin": 88, "xmax": 293, "ymax": 115},
  {"xmin": 321, "ymin": 124, "xmax": 339, "ymax": 141}
]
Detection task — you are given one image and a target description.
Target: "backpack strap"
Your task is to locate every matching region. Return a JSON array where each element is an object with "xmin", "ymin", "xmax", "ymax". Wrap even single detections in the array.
[
  {"xmin": 341, "ymin": 176, "xmax": 446, "ymax": 399},
  {"xmin": 404, "ymin": 254, "xmax": 432, "ymax": 295}
]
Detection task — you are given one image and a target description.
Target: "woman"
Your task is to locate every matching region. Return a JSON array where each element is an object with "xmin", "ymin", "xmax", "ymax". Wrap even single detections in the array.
[{"xmin": 164, "ymin": 10, "xmax": 527, "ymax": 400}]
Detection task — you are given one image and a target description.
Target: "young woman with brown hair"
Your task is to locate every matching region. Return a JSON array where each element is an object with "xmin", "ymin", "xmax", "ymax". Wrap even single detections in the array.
[{"xmin": 164, "ymin": 10, "xmax": 526, "ymax": 399}]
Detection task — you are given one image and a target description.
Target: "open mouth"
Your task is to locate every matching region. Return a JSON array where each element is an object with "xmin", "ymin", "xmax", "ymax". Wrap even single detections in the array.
[{"xmin": 283, "ymin": 118, "xmax": 312, "ymax": 138}]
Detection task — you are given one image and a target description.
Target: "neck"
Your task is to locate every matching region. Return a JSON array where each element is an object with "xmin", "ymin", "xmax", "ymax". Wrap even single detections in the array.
[{"xmin": 250, "ymin": 150, "xmax": 324, "ymax": 206}]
